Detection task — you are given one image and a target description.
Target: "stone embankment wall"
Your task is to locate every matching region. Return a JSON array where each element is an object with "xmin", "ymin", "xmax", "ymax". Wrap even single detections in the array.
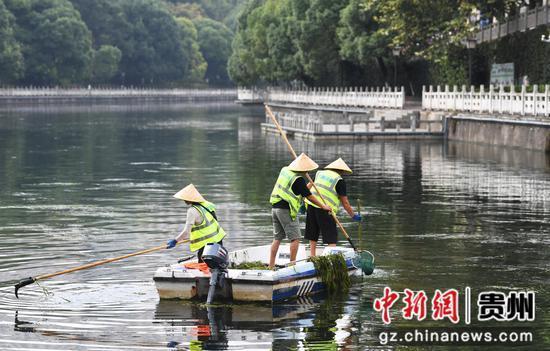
[{"xmin": 447, "ymin": 115, "xmax": 550, "ymax": 152}]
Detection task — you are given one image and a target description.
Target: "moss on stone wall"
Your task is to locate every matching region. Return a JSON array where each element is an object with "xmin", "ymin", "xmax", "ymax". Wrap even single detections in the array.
[{"xmin": 429, "ymin": 26, "xmax": 550, "ymax": 87}]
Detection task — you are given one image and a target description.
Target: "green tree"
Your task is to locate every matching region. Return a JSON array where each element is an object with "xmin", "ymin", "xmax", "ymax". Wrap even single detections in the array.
[
  {"xmin": 0, "ymin": 0, "xmax": 23, "ymax": 83},
  {"xmin": 70, "ymin": 0, "xmax": 130, "ymax": 49},
  {"xmin": 372, "ymin": 0, "xmax": 469, "ymax": 60},
  {"xmin": 337, "ymin": 0, "xmax": 387, "ymax": 66},
  {"xmin": 165, "ymin": 0, "xmax": 242, "ymax": 22},
  {"xmin": 73, "ymin": 0, "xmax": 212, "ymax": 85},
  {"xmin": 229, "ymin": 0, "xmax": 350, "ymax": 86},
  {"xmin": 263, "ymin": 1, "xmax": 302, "ymax": 83},
  {"xmin": 5, "ymin": 0, "xmax": 93, "ymax": 85},
  {"xmin": 194, "ymin": 18, "xmax": 233, "ymax": 85},
  {"xmin": 228, "ymin": 0, "xmax": 302, "ymax": 85},
  {"xmin": 337, "ymin": 0, "xmax": 389, "ymax": 84},
  {"xmin": 92, "ymin": 45, "xmax": 122, "ymax": 83},
  {"xmin": 176, "ymin": 17, "xmax": 207, "ymax": 83},
  {"xmin": 289, "ymin": 0, "xmax": 349, "ymax": 85},
  {"xmin": 227, "ymin": 0, "xmax": 263, "ymax": 85},
  {"xmin": 222, "ymin": 0, "xmax": 248, "ymax": 30},
  {"xmin": 167, "ymin": 2, "xmax": 204, "ymax": 19},
  {"xmin": 118, "ymin": 0, "xmax": 188, "ymax": 85}
]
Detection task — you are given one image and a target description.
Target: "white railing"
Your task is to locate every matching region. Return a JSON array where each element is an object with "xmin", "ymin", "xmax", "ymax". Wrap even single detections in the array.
[
  {"xmin": 267, "ymin": 86, "xmax": 405, "ymax": 109},
  {"xmin": 0, "ymin": 87, "xmax": 237, "ymax": 99},
  {"xmin": 237, "ymin": 87, "xmax": 265, "ymax": 102},
  {"xmin": 422, "ymin": 84, "xmax": 550, "ymax": 117},
  {"xmin": 265, "ymin": 110, "xmax": 443, "ymax": 134}
]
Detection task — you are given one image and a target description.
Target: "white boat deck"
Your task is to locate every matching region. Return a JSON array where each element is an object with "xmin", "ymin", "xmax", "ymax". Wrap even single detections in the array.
[{"xmin": 154, "ymin": 245, "xmax": 358, "ymax": 302}]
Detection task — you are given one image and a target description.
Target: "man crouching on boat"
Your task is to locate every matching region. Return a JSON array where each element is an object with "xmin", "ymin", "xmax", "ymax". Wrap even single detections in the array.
[
  {"xmin": 166, "ymin": 184, "xmax": 226, "ymax": 262},
  {"xmin": 269, "ymin": 153, "xmax": 331, "ymax": 269}
]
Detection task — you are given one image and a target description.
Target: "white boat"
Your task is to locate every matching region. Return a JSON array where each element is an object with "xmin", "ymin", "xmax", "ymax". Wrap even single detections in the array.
[{"xmin": 153, "ymin": 244, "xmax": 364, "ymax": 303}]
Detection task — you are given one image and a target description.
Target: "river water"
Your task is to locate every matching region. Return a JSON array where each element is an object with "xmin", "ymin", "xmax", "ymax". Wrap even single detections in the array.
[{"xmin": 0, "ymin": 103, "xmax": 548, "ymax": 350}]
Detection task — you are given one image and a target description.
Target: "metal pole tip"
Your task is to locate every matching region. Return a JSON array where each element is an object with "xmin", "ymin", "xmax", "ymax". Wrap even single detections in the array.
[{"xmin": 14, "ymin": 277, "xmax": 35, "ymax": 299}]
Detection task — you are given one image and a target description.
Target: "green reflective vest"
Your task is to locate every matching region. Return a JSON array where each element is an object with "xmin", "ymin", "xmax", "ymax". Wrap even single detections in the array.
[
  {"xmin": 305, "ymin": 169, "xmax": 342, "ymax": 213},
  {"xmin": 269, "ymin": 167, "xmax": 303, "ymax": 220},
  {"xmin": 190, "ymin": 201, "xmax": 226, "ymax": 252}
]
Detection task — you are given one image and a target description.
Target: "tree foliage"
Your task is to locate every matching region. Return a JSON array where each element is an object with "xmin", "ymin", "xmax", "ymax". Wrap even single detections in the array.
[
  {"xmin": 229, "ymin": 0, "xmax": 539, "ymax": 89},
  {"xmin": 92, "ymin": 45, "xmax": 122, "ymax": 83},
  {"xmin": 0, "ymin": 0, "xmax": 23, "ymax": 83},
  {"xmin": 229, "ymin": 0, "xmax": 375, "ymax": 86},
  {"xmin": 165, "ymin": 0, "xmax": 242, "ymax": 22},
  {"xmin": 176, "ymin": 17, "xmax": 207, "ymax": 83},
  {"xmin": 228, "ymin": 0, "xmax": 305, "ymax": 85},
  {"xmin": 0, "ymin": 0, "xmax": 243, "ymax": 86},
  {"xmin": 70, "ymin": 0, "xmax": 130, "ymax": 50},
  {"xmin": 0, "ymin": 0, "xmax": 544, "ymax": 87},
  {"xmin": 6, "ymin": 0, "xmax": 93, "ymax": 85},
  {"xmin": 337, "ymin": 0, "xmax": 387, "ymax": 65},
  {"xmin": 117, "ymin": 0, "xmax": 188, "ymax": 85},
  {"xmin": 291, "ymin": 0, "xmax": 349, "ymax": 85},
  {"xmin": 194, "ymin": 18, "xmax": 233, "ymax": 85}
]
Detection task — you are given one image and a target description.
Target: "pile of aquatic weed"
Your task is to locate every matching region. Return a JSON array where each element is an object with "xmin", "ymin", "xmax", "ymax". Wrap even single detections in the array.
[
  {"xmin": 310, "ymin": 253, "xmax": 350, "ymax": 294},
  {"xmin": 231, "ymin": 261, "xmax": 270, "ymax": 270}
]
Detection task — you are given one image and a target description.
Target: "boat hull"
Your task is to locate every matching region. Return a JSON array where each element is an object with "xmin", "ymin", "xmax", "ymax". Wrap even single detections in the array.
[{"xmin": 153, "ymin": 245, "xmax": 361, "ymax": 302}]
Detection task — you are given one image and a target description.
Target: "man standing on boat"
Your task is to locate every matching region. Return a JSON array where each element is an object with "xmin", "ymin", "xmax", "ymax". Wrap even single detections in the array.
[
  {"xmin": 166, "ymin": 184, "xmax": 226, "ymax": 262},
  {"xmin": 269, "ymin": 153, "xmax": 331, "ymax": 269},
  {"xmin": 305, "ymin": 158, "xmax": 361, "ymax": 256}
]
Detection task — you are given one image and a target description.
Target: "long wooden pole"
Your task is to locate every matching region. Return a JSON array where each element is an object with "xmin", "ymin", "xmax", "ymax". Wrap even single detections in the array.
[
  {"xmin": 15, "ymin": 240, "xmax": 188, "ymax": 297},
  {"xmin": 357, "ymin": 198, "xmax": 362, "ymax": 250},
  {"xmin": 265, "ymin": 104, "xmax": 357, "ymax": 251}
]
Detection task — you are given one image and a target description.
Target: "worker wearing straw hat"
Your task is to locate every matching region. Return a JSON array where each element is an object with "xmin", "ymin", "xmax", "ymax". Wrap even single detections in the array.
[
  {"xmin": 269, "ymin": 153, "xmax": 331, "ymax": 269},
  {"xmin": 305, "ymin": 158, "xmax": 361, "ymax": 256},
  {"xmin": 166, "ymin": 184, "xmax": 226, "ymax": 262}
]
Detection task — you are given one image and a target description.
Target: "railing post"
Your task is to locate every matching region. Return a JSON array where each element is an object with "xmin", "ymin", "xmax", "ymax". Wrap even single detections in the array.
[
  {"xmin": 521, "ymin": 84, "xmax": 526, "ymax": 116},
  {"xmin": 428, "ymin": 85, "xmax": 434, "ymax": 111},
  {"xmin": 533, "ymin": 84, "xmax": 538, "ymax": 115},
  {"xmin": 479, "ymin": 84, "xmax": 485, "ymax": 112},
  {"xmin": 489, "ymin": 84, "xmax": 493, "ymax": 114},
  {"xmin": 546, "ymin": 85, "xmax": 549, "ymax": 117},
  {"xmin": 479, "ymin": 84, "xmax": 489, "ymax": 112},
  {"xmin": 453, "ymin": 85, "xmax": 458, "ymax": 111},
  {"xmin": 422, "ymin": 85, "xmax": 427, "ymax": 110},
  {"xmin": 444, "ymin": 85, "xmax": 449, "ymax": 110},
  {"xmin": 509, "ymin": 84, "xmax": 514, "ymax": 115},
  {"xmin": 498, "ymin": 84, "xmax": 503, "ymax": 114}
]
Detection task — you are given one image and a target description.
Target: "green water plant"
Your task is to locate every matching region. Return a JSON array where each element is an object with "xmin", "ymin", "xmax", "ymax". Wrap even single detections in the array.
[
  {"xmin": 310, "ymin": 253, "xmax": 351, "ymax": 294},
  {"xmin": 231, "ymin": 261, "xmax": 270, "ymax": 270}
]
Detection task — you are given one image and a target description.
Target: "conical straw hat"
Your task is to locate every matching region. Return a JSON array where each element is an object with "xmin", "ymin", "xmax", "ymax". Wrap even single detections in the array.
[
  {"xmin": 325, "ymin": 158, "xmax": 352, "ymax": 174},
  {"xmin": 173, "ymin": 184, "xmax": 206, "ymax": 203},
  {"xmin": 288, "ymin": 153, "xmax": 318, "ymax": 172}
]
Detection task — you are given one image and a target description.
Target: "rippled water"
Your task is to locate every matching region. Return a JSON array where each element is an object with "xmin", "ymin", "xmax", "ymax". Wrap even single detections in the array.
[{"xmin": 0, "ymin": 102, "xmax": 548, "ymax": 350}]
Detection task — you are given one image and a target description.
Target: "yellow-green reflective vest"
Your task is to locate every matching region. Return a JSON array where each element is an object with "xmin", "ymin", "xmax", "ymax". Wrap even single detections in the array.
[
  {"xmin": 189, "ymin": 201, "xmax": 226, "ymax": 252},
  {"xmin": 305, "ymin": 169, "xmax": 342, "ymax": 213},
  {"xmin": 269, "ymin": 167, "xmax": 303, "ymax": 220}
]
